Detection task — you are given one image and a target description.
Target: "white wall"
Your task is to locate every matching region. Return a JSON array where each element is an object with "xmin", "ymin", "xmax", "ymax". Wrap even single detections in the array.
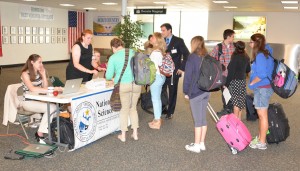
[
  {"xmin": 0, "ymin": 2, "xmax": 68, "ymax": 66},
  {"xmin": 207, "ymin": 11, "xmax": 300, "ymax": 44}
]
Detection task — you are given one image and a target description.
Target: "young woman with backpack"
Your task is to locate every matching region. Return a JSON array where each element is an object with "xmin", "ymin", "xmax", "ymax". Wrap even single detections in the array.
[
  {"xmin": 248, "ymin": 33, "xmax": 274, "ymax": 150},
  {"xmin": 148, "ymin": 32, "xmax": 167, "ymax": 129},
  {"xmin": 183, "ymin": 36, "xmax": 210, "ymax": 153}
]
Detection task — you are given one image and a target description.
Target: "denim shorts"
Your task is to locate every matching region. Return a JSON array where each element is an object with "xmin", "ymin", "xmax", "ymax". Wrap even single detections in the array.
[{"xmin": 253, "ymin": 88, "xmax": 273, "ymax": 109}]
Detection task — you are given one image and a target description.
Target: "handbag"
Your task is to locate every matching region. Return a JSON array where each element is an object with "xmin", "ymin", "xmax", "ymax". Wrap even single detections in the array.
[{"xmin": 110, "ymin": 49, "xmax": 129, "ymax": 111}]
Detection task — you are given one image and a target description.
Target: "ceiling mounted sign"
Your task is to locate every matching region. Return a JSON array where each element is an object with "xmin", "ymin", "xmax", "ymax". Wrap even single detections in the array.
[{"xmin": 134, "ymin": 9, "xmax": 167, "ymax": 15}]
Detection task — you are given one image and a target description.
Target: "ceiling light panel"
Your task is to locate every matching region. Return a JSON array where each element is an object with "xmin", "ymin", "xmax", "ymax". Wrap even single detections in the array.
[
  {"xmin": 283, "ymin": 6, "xmax": 298, "ymax": 9},
  {"xmin": 60, "ymin": 4, "xmax": 75, "ymax": 7},
  {"xmin": 213, "ymin": 1, "xmax": 229, "ymax": 3},
  {"xmin": 281, "ymin": 1, "xmax": 298, "ymax": 4}
]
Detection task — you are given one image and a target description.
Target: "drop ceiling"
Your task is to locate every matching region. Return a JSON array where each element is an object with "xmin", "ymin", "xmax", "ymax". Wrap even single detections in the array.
[{"xmin": 0, "ymin": 0, "xmax": 298, "ymax": 12}]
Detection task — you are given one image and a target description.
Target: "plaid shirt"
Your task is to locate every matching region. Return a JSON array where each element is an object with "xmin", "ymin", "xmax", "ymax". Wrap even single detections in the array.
[{"xmin": 210, "ymin": 42, "xmax": 235, "ymax": 76}]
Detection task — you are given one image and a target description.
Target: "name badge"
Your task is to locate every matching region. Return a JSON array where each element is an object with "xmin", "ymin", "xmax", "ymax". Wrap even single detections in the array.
[{"xmin": 171, "ymin": 49, "xmax": 177, "ymax": 54}]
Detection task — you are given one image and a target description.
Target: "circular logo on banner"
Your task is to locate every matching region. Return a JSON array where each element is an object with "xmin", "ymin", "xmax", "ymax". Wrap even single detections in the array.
[{"xmin": 73, "ymin": 101, "xmax": 97, "ymax": 142}]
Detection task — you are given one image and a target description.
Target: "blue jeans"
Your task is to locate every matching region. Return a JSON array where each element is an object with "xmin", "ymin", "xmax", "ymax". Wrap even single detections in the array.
[
  {"xmin": 253, "ymin": 87, "xmax": 273, "ymax": 109},
  {"xmin": 150, "ymin": 74, "xmax": 166, "ymax": 119}
]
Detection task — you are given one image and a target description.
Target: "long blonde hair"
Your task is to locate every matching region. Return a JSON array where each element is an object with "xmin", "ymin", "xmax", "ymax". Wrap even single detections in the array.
[
  {"xmin": 191, "ymin": 36, "xmax": 207, "ymax": 57},
  {"xmin": 152, "ymin": 32, "xmax": 167, "ymax": 55}
]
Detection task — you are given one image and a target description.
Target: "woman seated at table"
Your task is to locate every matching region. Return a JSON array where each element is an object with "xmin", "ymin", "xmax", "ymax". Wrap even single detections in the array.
[{"xmin": 21, "ymin": 54, "xmax": 62, "ymax": 144}]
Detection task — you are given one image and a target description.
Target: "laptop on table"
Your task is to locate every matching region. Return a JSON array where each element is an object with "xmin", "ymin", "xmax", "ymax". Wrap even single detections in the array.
[{"xmin": 61, "ymin": 78, "xmax": 83, "ymax": 95}]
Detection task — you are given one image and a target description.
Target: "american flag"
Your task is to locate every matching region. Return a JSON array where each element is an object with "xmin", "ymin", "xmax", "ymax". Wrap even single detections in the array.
[{"xmin": 68, "ymin": 11, "xmax": 85, "ymax": 52}]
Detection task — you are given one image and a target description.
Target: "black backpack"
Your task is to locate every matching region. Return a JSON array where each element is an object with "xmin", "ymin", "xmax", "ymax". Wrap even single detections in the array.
[
  {"xmin": 51, "ymin": 117, "xmax": 75, "ymax": 149},
  {"xmin": 197, "ymin": 54, "xmax": 225, "ymax": 91}
]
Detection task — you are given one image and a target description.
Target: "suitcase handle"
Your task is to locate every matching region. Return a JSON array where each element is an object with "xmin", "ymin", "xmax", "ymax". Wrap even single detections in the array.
[{"xmin": 207, "ymin": 102, "xmax": 220, "ymax": 123}]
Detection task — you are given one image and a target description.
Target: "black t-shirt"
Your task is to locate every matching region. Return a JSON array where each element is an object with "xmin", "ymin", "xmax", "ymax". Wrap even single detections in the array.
[{"xmin": 66, "ymin": 42, "xmax": 93, "ymax": 82}]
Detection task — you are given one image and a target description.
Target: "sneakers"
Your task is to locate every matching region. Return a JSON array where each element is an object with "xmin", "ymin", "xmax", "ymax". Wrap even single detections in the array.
[
  {"xmin": 185, "ymin": 143, "xmax": 201, "ymax": 153},
  {"xmin": 249, "ymin": 137, "xmax": 267, "ymax": 150},
  {"xmin": 199, "ymin": 143, "xmax": 206, "ymax": 151},
  {"xmin": 249, "ymin": 136, "xmax": 259, "ymax": 146}
]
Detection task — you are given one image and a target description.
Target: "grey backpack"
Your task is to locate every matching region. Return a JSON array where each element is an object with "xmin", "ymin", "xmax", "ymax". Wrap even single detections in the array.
[{"xmin": 130, "ymin": 52, "xmax": 156, "ymax": 85}]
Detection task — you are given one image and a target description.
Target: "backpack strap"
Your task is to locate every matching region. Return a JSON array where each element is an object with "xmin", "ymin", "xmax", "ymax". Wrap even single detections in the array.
[
  {"xmin": 217, "ymin": 43, "xmax": 222, "ymax": 61},
  {"xmin": 116, "ymin": 48, "xmax": 129, "ymax": 84}
]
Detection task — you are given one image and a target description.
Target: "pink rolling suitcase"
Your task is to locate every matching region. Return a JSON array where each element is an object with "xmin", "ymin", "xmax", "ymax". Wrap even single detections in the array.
[{"xmin": 207, "ymin": 103, "xmax": 252, "ymax": 154}]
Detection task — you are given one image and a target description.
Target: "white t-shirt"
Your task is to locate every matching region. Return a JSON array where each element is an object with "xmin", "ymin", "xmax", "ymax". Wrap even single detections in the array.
[{"xmin": 149, "ymin": 50, "xmax": 163, "ymax": 75}]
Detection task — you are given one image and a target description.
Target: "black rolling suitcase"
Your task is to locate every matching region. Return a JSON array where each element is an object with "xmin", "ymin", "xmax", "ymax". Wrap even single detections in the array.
[
  {"xmin": 267, "ymin": 103, "xmax": 290, "ymax": 144},
  {"xmin": 245, "ymin": 94, "xmax": 258, "ymax": 121}
]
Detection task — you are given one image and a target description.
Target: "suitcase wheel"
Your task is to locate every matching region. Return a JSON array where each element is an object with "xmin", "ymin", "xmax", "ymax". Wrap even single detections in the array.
[{"xmin": 231, "ymin": 147, "xmax": 238, "ymax": 155}]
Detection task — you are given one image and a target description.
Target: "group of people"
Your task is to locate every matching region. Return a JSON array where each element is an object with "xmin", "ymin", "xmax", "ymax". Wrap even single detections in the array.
[{"xmin": 21, "ymin": 23, "xmax": 274, "ymax": 152}]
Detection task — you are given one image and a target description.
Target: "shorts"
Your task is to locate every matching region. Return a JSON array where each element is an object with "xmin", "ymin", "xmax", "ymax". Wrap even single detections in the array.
[{"xmin": 253, "ymin": 87, "xmax": 273, "ymax": 109}]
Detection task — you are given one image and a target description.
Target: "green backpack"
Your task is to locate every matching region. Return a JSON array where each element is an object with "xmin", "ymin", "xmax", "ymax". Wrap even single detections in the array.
[{"xmin": 131, "ymin": 52, "xmax": 156, "ymax": 85}]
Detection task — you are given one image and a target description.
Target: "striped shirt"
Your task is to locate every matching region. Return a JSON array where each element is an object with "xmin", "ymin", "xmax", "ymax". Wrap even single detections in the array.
[
  {"xmin": 210, "ymin": 42, "xmax": 235, "ymax": 76},
  {"xmin": 21, "ymin": 72, "xmax": 43, "ymax": 100}
]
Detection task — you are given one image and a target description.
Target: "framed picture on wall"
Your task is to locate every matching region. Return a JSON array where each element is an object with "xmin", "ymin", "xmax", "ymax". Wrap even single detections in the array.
[
  {"xmin": 57, "ymin": 28, "xmax": 62, "ymax": 35},
  {"xmin": 18, "ymin": 26, "xmax": 24, "ymax": 35},
  {"xmin": 25, "ymin": 27, "xmax": 31, "ymax": 35},
  {"xmin": 39, "ymin": 36, "xmax": 44, "ymax": 43},
  {"xmin": 233, "ymin": 16, "xmax": 267, "ymax": 39},
  {"xmin": 51, "ymin": 36, "xmax": 56, "ymax": 43},
  {"xmin": 2, "ymin": 26, "xmax": 8, "ymax": 35},
  {"xmin": 2, "ymin": 36, "xmax": 9, "ymax": 44},
  {"xmin": 51, "ymin": 27, "xmax": 56, "ymax": 35},
  {"xmin": 62, "ymin": 36, "xmax": 67, "ymax": 43},
  {"xmin": 45, "ymin": 27, "xmax": 50, "ymax": 35},
  {"xmin": 32, "ymin": 27, "xmax": 37, "ymax": 35},
  {"xmin": 25, "ymin": 36, "xmax": 31, "ymax": 44},
  {"xmin": 39, "ymin": 27, "xmax": 44, "ymax": 35},
  {"xmin": 32, "ymin": 36, "xmax": 38, "ymax": 44},
  {"xmin": 11, "ymin": 36, "xmax": 17, "ymax": 44},
  {"xmin": 45, "ymin": 36, "xmax": 50, "ymax": 43},
  {"xmin": 18, "ymin": 36, "xmax": 24, "ymax": 44},
  {"xmin": 62, "ymin": 28, "xmax": 67, "ymax": 35},
  {"xmin": 10, "ymin": 26, "xmax": 17, "ymax": 34},
  {"xmin": 57, "ymin": 36, "xmax": 61, "ymax": 43}
]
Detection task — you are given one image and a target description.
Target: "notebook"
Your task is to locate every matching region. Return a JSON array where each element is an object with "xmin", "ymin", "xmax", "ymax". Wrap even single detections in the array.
[
  {"xmin": 62, "ymin": 78, "xmax": 83, "ymax": 95},
  {"xmin": 22, "ymin": 144, "xmax": 53, "ymax": 154}
]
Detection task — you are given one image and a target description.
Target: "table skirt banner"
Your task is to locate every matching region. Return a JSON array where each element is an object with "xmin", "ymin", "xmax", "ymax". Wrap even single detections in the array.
[{"xmin": 71, "ymin": 89, "xmax": 120, "ymax": 150}]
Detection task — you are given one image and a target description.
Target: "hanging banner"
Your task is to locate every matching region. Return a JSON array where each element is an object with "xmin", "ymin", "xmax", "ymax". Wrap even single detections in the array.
[
  {"xmin": 19, "ymin": 5, "xmax": 54, "ymax": 21},
  {"xmin": 0, "ymin": 13, "xmax": 3, "ymax": 57},
  {"xmin": 93, "ymin": 16, "xmax": 120, "ymax": 36}
]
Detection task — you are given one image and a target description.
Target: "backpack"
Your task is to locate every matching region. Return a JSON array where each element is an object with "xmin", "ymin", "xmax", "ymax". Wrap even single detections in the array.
[
  {"xmin": 131, "ymin": 52, "xmax": 156, "ymax": 85},
  {"xmin": 197, "ymin": 54, "xmax": 225, "ymax": 91},
  {"xmin": 217, "ymin": 43, "xmax": 227, "ymax": 72},
  {"xmin": 269, "ymin": 55, "xmax": 298, "ymax": 99},
  {"xmin": 159, "ymin": 53, "xmax": 175, "ymax": 77},
  {"xmin": 50, "ymin": 117, "xmax": 75, "ymax": 149}
]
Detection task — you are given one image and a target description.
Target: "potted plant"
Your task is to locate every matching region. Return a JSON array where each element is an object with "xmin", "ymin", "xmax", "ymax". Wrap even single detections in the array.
[{"xmin": 113, "ymin": 15, "xmax": 144, "ymax": 50}]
